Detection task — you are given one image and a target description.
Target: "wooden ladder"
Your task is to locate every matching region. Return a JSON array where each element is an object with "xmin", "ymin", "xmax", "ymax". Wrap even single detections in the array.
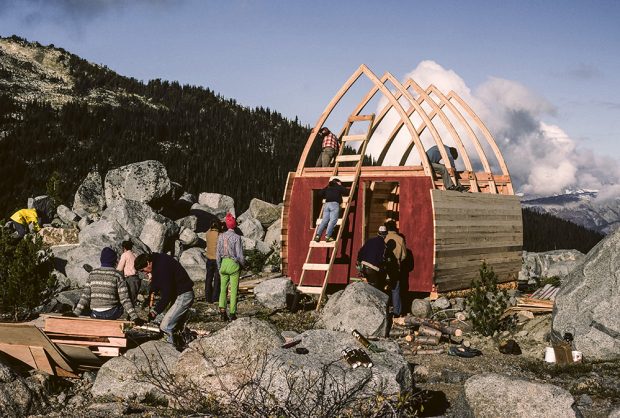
[{"xmin": 296, "ymin": 114, "xmax": 375, "ymax": 310}]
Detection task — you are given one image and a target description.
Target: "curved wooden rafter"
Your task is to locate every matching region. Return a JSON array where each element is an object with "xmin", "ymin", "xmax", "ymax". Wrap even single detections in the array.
[
  {"xmin": 297, "ymin": 65, "xmax": 513, "ymax": 194},
  {"xmin": 296, "ymin": 66, "xmax": 365, "ymax": 175},
  {"xmin": 447, "ymin": 92, "xmax": 511, "ymax": 179},
  {"xmin": 299, "ymin": 64, "xmax": 436, "ymax": 179}
]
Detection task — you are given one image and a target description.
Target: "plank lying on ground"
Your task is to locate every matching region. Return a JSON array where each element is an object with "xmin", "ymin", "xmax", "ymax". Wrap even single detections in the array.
[
  {"xmin": 48, "ymin": 334, "xmax": 127, "ymax": 348},
  {"xmin": 0, "ymin": 323, "xmax": 77, "ymax": 376},
  {"xmin": 43, "ymin": 315, "xmax": 130, "ymax": 338}
]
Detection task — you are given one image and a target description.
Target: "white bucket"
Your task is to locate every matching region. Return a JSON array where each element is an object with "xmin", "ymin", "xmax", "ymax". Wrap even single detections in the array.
[
  {"xmin": 544, "ymin": 347, "xmax": 556, "ymax": 363},
  {"xmin": 572, "ymin": 351, "xmax": 583, "ymax": 363}
]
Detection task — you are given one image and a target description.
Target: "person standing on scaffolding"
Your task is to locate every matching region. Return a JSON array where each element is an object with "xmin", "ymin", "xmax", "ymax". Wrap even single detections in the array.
[{"xmin": 315, "ymin": 127, "xmax": 340, "ymax": 167}]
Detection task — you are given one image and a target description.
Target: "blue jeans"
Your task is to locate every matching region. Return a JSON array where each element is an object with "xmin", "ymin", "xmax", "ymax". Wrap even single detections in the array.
[
  {"xmin": 388, "ymin": 274, "xmax": 402, "ymax": 316},
  {"xmin": 91, "ymin": 304, "xmax": 124, "ymax": 320},
  {"xmin": 316, "ymin": 201, "xmax": 340, "ymax": 238},
  {"xmin": 160, "ymin": 290, "xmax": 194, "ymax": 343}
]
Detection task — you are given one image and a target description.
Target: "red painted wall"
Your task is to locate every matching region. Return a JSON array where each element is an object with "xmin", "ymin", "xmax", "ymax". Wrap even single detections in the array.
[{"xmin": 286, "ymin": 175, "xmax": 434, "ymax": 292}]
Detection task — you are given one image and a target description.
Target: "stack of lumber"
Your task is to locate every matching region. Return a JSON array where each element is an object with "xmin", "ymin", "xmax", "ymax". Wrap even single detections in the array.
[
  {"xmin": 530, "ymin": 284, "xmax": 560, "ymax": 300},
  {"xmin": 43, "ymin": 315, "xmax": 131, "ymax": 358},
  {"xmin": 505, "ymin": 297, "xmax": 554, "ymax": 314}
]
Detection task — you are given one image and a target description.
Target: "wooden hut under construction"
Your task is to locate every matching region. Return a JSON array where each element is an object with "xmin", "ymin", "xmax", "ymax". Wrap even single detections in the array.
[{"xmin": 281, "ymin": 65, "xmax": 522, "ymax": 306}]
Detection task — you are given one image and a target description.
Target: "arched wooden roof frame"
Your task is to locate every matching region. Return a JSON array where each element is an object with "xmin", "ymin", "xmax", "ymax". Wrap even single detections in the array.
[{"xmin": 296, "ymin": 65, "xmax": 513, "ymax": 194}]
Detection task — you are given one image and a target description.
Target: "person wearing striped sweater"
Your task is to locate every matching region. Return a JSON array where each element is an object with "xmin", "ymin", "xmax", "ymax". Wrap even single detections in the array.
[{"xmin": 73, "ymin": 247, "xmax": 143, "ymax": 325}]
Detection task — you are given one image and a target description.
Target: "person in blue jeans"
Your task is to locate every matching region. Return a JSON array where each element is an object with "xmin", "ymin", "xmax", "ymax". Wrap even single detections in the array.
[
  {"xmin": 134, "ymin": 252, "xmax": 194, "ymax": 345},
  {"xmin": 314, "ymin": 178, "xmax": 349, "ymax": 242}
]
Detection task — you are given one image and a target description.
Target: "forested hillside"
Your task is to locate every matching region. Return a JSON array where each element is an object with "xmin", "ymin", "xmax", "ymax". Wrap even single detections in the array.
[
  {"xmin": 0, "ymin": 36, "xmax": 312, "ymax": 215},
  {"xmin": 522, "ymin": 208, "xmax": 604, "ymax": 253}
]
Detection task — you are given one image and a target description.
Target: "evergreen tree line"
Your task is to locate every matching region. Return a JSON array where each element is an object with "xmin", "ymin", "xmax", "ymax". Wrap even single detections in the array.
[
  {"xmin": 0, "ymin": 46, "xmax": 311, "ymax": 215},
  {"xmin": 522, "ymin": 208, "xmax": 604, "ymax": 254}
]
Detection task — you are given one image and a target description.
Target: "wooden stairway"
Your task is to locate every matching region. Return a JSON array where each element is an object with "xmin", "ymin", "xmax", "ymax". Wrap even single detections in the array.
[{"xmin": 297, "ymin": 114, "xmax": 375, "ymax": 310}]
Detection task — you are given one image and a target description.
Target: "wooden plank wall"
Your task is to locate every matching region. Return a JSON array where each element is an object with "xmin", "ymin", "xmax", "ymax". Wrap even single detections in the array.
[
  {"xmin": 366, "ymin": 182, "xmax": 399, "ymax": 237},
  {"xmin": 431, "ymin": 190, "xmax": 522, "ymax": 292},
  {"xmin": 280, "ymin": 172, "xmax": 296, "ymax": 275}
]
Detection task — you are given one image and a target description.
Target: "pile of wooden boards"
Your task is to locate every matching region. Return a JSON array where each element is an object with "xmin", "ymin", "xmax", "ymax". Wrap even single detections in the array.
[
  {"xmin": 505, "ymin": 297, "xmax": 554, "ymax": 315},
  {"xmin": 43, "ymin": 315, "xmax": 131, "ymax": 358},
  {"xmin": 0, "ymin": 315, "xmax": 132, "ymax": 377}
]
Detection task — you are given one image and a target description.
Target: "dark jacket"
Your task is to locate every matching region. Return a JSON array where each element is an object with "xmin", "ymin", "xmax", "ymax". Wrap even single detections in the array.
[
  {"xmin": 320, "ymin": 183, "xmax": 349, "ymax": 204},
  {"xmin": 357, "ymin": 235, "xmax": 386, "ymax": 270},
  {"xmin": 149, "ymin": 253, "xmax": 194, "ymax": 314}
]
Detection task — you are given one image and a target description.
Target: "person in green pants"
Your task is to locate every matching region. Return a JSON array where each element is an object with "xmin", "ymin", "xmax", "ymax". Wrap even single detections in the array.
[{"xmin": 216, "ymin": 213, "xmax": 246, "ymax": 321}]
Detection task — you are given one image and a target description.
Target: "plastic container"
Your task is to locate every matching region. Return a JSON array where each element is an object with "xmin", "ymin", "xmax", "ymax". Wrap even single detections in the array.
[{"xmin": 544, "ymin": 346, "xmax": 556, "ymax": 363}]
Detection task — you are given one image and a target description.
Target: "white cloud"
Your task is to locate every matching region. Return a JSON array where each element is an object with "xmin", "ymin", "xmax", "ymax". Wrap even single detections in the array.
[{"xmin": 372, "ymin": 61, "xmax": 620, "ymax": 198}]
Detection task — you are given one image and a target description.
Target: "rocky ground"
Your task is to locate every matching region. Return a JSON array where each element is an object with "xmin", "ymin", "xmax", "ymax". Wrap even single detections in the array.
[{"xmin": 21, "ymin": 286, "xmax": 617, "ymax": 418}]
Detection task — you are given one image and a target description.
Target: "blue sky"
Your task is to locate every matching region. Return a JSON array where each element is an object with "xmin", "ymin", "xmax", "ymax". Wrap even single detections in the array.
[{"xmin": 1, "ymin": 0, "xmax": 619, "ymax": 196}]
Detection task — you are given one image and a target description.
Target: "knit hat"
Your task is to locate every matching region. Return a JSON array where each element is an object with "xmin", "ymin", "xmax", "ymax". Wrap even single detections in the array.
[
  {"xmin": 100, "ymin": 247, "xmax": 117, "ymax": 268},
  {"xmin": 225, "ymin": 213, "xmax": 237, "ymax": 230},
  {"xmin": 378, "ymin": 226, "xmax": 388, "ymax": 236}
]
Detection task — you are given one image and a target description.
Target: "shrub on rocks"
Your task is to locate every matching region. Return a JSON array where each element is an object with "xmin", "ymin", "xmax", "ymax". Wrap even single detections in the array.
[
  {"xmin": 173, "ymin": 318, "xmax": 283, "ymax": 405},
  {"xmin": 248, "ymin": 329, "xmax": 411, "ymax": 415}
]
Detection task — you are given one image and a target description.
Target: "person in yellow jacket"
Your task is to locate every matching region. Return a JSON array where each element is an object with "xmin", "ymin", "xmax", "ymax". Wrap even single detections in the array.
[{"xmin": 9, "ymin": 208, "xmax": 41, "ymax": 238}]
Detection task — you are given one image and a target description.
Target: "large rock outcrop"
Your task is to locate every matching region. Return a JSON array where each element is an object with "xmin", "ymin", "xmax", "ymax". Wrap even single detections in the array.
[
  {"xmin": 253, "ymin": 277, "xmax": 296, "ymax": 309},
  {"xmin": 104, "ymin": 160, "xmax": 171, "ymax": 207},
  {"xmin": 248, "ymin": 198, "xmax": 280, "ymax": 228},
  {"xmin": 173, "ymin": 318, "xmax": 283, "ymax": 399},
  {"xmin": 552, "ymin": 229, "xmax": 620, "ymax": 360},
  {"xmin": 197, "ymin": 193, "xmax": 235, "ymax": 219},
  {"xmin": 464, "ymin": 373, "xmax": 577, "ymax": 417},
  {"xmin": 520, "ymin": 250, "xmax": 585, "ymax": 282},
  {"xmin": 73, "ymin": 170, "xmax": 106, "ymax": 217},
  {"xmin": 91, "ymin": 341, "xmax": 180, "ymax": 402},
  {"xmin": 0, "ymin": 359, "xmax": 48, "ymax": 416},
  {"xmin": 319, "ymin": 282, "xmax": 389, "ymax": 337},
  {"xmin": 254, "ymin": 329, "xmax": 411, "ymax": 413}
]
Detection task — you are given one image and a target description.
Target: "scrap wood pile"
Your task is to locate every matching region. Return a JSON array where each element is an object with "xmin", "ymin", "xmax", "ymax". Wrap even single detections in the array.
[
  {"xmin": 504, "ymin": 297, "xmax": 554, "ymax": 316},
  {"xmin": 391, "ymin": 316, "xmax": 463, "ymax": 355},
  {"xmin": 0, "ymin": 315, "xmax": 133, "ymax": 378},
  {"xmin": 43, "ymin": 315, "xmax": 131, "ymax": 358}
]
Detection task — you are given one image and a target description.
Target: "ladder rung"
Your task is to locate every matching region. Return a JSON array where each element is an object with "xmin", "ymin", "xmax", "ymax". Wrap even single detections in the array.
[
  {"xmin": 316, "ymin": 218, "xmax": 343, "ymax": 226},
  {"xmin": 331, "ymin": 175, "xmax": 355, "ymax": 183},
  {"xmin": 297, "ymin": 286, "xmax": 324, "ymax": 295},
  {"xmin": 348, "ymin": 115, "xmax": 374, "ymax": 122},
  {"xmin": 303, "ymin": 263, "xmax": 330, "ymax": 271},
  {"xmin": 310, "ymin": 240, "xmax": 337, "ymax": 248},
  {"xmin": 341, "ymin": 134, "xmax": 366, "ymax": 142},
  {"xmin": 336, "ymin": 155, "xmax": 363, "ymax": 162}
]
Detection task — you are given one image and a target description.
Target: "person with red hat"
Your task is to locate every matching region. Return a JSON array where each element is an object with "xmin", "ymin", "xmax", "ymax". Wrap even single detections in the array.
[{"xmin": 216, "ymin": 213, "xmax": 245, "ymax": 321}]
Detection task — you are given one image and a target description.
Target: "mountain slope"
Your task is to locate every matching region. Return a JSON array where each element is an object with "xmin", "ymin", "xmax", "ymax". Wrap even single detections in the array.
[
  {"xmin": 0, "ymin": 35, "xmax": 312, "ymax": 215},
  {"xmin": 521, "ymin": 190, "xmax": 620, "ymax": 234}
]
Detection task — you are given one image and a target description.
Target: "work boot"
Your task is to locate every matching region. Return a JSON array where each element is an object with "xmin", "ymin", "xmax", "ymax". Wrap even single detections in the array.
[
  {"xmin": 228, "ymin": 313, "xmax": 237, "ymax": 321},
  {"xmin": 326, "ymin": 236, "xmax": 335, "ymax": 243},
  {"xmin": 314, "ymin": 235, "xmax": 320, "ymax": 242},
  {"xmin": 219, "ymin": 309, "xmax": 228, "ymax": 321}
]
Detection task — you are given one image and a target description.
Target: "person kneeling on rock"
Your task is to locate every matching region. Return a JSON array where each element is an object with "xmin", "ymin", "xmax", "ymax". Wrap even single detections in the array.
[
  {"xmin": 71, "ymin": 247, "xmax": 144, "ymax": 326},
  {"xmin": 134, "ymin": 252, "xmax": 194, "ymax": 344}
]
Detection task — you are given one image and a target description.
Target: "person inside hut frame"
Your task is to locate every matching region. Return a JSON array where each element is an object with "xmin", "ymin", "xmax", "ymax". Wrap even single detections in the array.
[{"xmin": 315, "ymin": 127, "xmax": 340, "ymax": 167}]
